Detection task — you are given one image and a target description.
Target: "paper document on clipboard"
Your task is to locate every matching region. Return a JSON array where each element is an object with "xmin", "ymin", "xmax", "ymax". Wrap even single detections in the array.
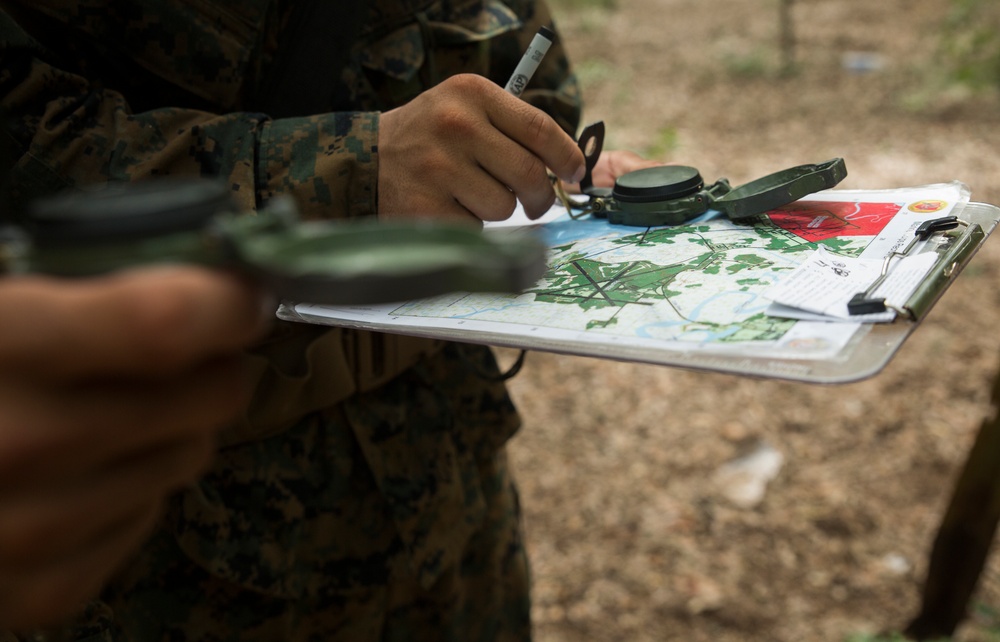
[
  {"xmin": 278, "ymin": 181, "xmax": 999, "ymax": 383},
  {"xmin": 764, "ymin": 246, "xmax": 937, "ymax": 323}
]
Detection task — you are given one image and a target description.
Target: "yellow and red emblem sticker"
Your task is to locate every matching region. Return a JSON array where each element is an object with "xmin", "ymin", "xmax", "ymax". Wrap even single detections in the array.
[{"xmin": 908, "ymin": 199, "xmax": 948, "ymax": 214}]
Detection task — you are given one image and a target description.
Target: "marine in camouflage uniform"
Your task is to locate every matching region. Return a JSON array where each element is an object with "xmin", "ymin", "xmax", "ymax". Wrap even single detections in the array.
[{"xmin": 0, "ymin": 0, "xmax": 582, "ymax": 640}]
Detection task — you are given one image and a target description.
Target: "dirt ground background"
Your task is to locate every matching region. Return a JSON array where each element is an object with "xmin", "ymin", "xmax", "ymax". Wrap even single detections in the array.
[{"xmin": 501, "ymin": 0, "xmax": 1000, "ymax": 640}]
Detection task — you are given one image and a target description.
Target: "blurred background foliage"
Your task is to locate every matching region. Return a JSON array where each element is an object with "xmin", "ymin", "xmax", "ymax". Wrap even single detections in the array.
[
  {"xmin": 551, "ymin": 0, "xmax": 1000, "ymax": 97},
  {"xmin": 937, "ymin": 0, "xmax": 1000, "ymax": 92}
]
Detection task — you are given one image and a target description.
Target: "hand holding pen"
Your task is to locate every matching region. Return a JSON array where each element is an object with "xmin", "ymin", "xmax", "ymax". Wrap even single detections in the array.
[
  {"xmin": 376, "ymin": 25, "xmax": 584, "ymax": 224},
  {"xmin": 375, "ymin": 25, "xmax": 661, "ymax": 225}
]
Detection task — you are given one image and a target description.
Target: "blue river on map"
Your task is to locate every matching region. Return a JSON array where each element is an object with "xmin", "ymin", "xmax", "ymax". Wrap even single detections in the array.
[
  {"xmin": 636, "ymin": 321, "xmax": 743, "ymax": 342},
  {"xmin": 635, "ymin": 289, "xmax": 769, "ymax": 342},
  {"xmin": 539, "ymin": 210, "xmax": 721, "ymax": 245},
  {"xmin": 448, "ymin": 302, "xmax": 537, "ymax": 319}
]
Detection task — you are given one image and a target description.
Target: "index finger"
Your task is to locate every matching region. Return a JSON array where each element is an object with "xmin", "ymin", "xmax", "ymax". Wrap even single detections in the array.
[
  {"xmin": 485, "ymin": 84, "xmax": 586, "ymax": 184},
  {"xmin": 0, "ymin": 266, "xmax": 273, "ymax": 381}
]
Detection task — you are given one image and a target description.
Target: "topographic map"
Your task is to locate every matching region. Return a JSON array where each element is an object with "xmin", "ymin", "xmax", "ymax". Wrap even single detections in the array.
[
  {"xmin": 286, "ymin": 183, "xmax": 976, "ymax": 379},
  {"xmin": 388, "ymin": 198, "xmax": 901, "ymax": 347}
]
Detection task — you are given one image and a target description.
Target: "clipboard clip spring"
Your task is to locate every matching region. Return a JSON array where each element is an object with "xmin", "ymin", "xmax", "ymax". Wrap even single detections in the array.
[{"xmin": 847, "ymin": 215, "xmax": 965, "ymax": 316}]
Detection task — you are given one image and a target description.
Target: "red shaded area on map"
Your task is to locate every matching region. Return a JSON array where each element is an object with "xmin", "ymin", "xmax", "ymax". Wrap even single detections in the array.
[{"xmin": 766, "ymin": 200, "xmax": 902, "ymax": 242}]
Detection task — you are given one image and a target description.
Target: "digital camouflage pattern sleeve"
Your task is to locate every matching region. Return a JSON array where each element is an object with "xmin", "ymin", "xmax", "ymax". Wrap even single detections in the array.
[
  {"xmin": 0, "ymin": 0, "xmax": 377, "ymax": 221},
  {"xmin": 0, "ymin": 0, "xmax": 581, "ymax": 223}
]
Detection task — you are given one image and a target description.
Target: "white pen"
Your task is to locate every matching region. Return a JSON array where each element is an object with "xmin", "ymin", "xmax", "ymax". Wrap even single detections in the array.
[{"xmin": 504, "ymin": 25, "xmax": 555, "ymax": 97}]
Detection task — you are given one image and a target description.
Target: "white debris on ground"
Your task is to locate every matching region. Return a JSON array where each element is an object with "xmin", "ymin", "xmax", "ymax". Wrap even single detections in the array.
[{"xmin": 714, "ymin": 441, "xmax": 785, "ymax": 509}]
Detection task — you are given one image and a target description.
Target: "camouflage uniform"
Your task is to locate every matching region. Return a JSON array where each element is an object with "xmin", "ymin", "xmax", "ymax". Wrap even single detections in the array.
[{"xmin": 0, "ymin": 1, "xmax": 581, "ymax": 640}]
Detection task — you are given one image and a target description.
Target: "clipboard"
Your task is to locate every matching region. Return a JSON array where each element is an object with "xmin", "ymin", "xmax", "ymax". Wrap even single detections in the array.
[{"xmin": 277, "ymin": 183, "xmax": 1000, "ymax": 384}]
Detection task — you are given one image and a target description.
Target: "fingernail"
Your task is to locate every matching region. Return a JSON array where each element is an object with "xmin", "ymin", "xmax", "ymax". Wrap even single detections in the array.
[{"xmin": 570, "ymin": 164, "xmax": 586, "ymax": 184}]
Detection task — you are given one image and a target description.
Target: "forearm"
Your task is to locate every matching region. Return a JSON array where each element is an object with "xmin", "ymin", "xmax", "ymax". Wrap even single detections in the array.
[
  {"xmin": 0, "ymin": 43, "xmax": 247, "ymax": 200},
  {"xmin": 0, "ymin": 47, "xmax": 377, "ymax": 220},
  {"xmin": 256, "ymin": 111, "xmax": 378, "ymax": 219}
]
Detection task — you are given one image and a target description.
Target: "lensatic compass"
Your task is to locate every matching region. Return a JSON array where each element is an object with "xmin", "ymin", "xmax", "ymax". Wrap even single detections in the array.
[
  {"xmin": 562, "ymin": 121, "xmax": 848, "ymax": 226},
  {"xmin": 0, "ymin": 179, "xmax": 547, "ymax": 304}
]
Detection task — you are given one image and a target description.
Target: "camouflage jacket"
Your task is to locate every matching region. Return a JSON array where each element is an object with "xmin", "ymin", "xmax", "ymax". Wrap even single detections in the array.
[
  {"xmin": 0, "ymin": 1, "xmax": 583, "ymax": 639},
  {"xmin": 0, "ymin": 0, "xmax": 581, "ymax": 216},
  {"xmin": 0, "ymin": 0, "xmax": 582, "ymax": 442}
]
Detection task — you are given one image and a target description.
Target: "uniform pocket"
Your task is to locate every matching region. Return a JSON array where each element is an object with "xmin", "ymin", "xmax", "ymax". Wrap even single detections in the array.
[{"xmin": 359, "ymin": 0, "xmax": 521, "ymax": 105}]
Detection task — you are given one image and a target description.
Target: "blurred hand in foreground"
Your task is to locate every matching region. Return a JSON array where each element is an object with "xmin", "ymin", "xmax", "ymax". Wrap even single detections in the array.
[{"xmin": 0, "ymin": 266, "xmax": 271, "ymax": 630}]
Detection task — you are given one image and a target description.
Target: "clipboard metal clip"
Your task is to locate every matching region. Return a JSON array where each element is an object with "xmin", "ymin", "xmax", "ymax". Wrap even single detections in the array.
[{"xmin": 847, "ymin": 215, "xmax": 965, "ymax": 317}]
